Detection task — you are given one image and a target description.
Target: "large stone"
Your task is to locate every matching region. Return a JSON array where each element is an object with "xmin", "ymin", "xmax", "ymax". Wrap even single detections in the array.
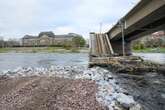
[
  {"xmin": 130, "ymin": 104, "xmax": 142, "ymax": 110},
  {"xmin": 116, "ymin": 93, "xmax": 135, "ymax": 108}
]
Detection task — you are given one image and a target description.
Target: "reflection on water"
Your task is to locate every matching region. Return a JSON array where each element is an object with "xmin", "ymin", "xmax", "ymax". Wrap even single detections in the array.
[{"xmin": 0, "ymin": 53, "xmax": 164, "ymax": 71}]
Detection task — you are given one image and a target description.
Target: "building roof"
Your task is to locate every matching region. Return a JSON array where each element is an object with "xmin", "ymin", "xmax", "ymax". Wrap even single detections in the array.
[
  {"xmin": 68, "ymin": 33, "xmax": 82, "ymax": 37},
  {"xmin": 22, "ymin": 32, "xmax": 82, "ymax": 39},
  {"xmin": 55, "ymin": 34, "xmax": 75, "ymax": 38},
  {"xmin": 23, "ymin": 35, "xmax": 37, "ymax": 39},
  {"xmin": 54, "ymin": 33, "xmax": 82, "ymax": 38},
  {"xmin": 38, "ymin": 31, "xmax": 55, "ymax": 38}
]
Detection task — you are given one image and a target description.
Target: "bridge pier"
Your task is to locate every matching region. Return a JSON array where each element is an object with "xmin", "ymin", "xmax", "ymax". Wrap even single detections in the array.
[{"xmin": 111, "ymin": 40, "xmax": 132, "ymax": 56}]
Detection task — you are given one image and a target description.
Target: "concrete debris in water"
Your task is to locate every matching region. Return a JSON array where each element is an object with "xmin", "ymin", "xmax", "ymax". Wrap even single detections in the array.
[{"xmin": 0, "ymin": 66, "xmax": 141, "ymax": 110}]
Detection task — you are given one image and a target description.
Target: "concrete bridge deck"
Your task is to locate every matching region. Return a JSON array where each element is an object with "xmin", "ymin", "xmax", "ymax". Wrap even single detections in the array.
[
  {"xmin": 107, "ymin": 0, "xmax": 165, "ymax": 41},
  {"xmin": 90, "ymin": 0, "xmax": 165, "ymax": 57}
]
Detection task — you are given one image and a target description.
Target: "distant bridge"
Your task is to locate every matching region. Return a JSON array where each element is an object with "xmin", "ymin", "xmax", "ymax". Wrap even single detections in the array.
[{"xmin": 90, "ymin": 0, "xmax": 165, "ymax": 57}]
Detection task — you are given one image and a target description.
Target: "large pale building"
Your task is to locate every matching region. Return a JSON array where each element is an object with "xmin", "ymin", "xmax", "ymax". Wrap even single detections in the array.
[{"xmin": 22, "ymin": 32, "xmax": 81, "ymax": 46}]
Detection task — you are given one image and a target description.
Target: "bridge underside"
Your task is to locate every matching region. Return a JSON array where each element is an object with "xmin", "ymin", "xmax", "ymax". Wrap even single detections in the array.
[
  {"xmin": 110, "ymin": 4, "xmax": 165, "ymax": 42},
  {"xmin": 111, "ymin": 41, "xmax": 132, "ymax": 56},
  {"xmin": 108, "ymin": 4, "xmax": 165, "ymax": 56}
]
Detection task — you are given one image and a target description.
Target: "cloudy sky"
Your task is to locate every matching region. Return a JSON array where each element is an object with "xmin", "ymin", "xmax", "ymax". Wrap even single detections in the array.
[{"xmin": 0, "ymin": 0, "xmax": 140, "ymax": 40}]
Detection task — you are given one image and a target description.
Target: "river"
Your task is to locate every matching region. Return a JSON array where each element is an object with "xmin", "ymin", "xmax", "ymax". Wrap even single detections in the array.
[
  {"xmin": 0, "ymin": 53, "xmax": 164, "ymax": 71},
  {"xmin": 0, "ymin": 53, "xmax": 89, "ymax": 71},
  {"xmin": 134, "ymin": 53, "xmax": 165, "ymax": 64}
]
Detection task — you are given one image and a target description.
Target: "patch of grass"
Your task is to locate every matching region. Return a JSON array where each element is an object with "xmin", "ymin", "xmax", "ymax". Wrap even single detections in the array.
[
  {"xmin": 133, "ymin": 47, "xmax": 165, "ymax": 53},
  {"xmin": 0, "ymin": 47, "xmax": 84, "ymax": 53},
  {"xmin": 70, "ymin": 48, "xmax": 80, "ymax": 53},
  {"xmin": 0, "ymin": 48, "xmax": 11, "ymax": 53}
]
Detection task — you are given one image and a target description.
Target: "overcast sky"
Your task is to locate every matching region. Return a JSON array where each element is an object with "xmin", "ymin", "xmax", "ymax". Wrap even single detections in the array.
[{"xmin": 0, "ymin": 0, "xmax": 140, "ymax": 40}]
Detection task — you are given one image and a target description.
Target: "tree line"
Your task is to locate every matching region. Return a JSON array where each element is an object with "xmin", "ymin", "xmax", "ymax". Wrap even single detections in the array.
[
  {"xmin": 0, "ymin": 38, "xmax": 20, "ymax": 48},
  {"xmin": 0, "ymin": 36, "xmax": 86, "ymax": 48}
]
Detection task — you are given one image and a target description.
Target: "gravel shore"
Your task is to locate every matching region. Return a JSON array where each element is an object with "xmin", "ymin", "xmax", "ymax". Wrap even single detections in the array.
[
  {"xmin": 0, "ymin": 76, "xmax": 106, "ymax": 110},
  {"xmin": 0, "ymin": 66, "xmax": 140, "ymax": 110}
]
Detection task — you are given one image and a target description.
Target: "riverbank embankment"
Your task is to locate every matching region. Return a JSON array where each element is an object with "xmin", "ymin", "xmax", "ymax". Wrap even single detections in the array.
[
  {"xmin": 90, "ymin": 56, "xmax": 165, "ymax": 74},
  {"xmin": 0, "ymin": 47, "xmax": 89, "ymax": 53},
  {"xmin": 133, "ymin": 47, "xmax": 165, "ymax": 53}
]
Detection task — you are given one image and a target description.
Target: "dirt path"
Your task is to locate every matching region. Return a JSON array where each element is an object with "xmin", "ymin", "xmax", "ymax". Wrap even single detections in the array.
[{"xmin": 0, "ymin": 76, "xmax": 106, "ymax": 110}]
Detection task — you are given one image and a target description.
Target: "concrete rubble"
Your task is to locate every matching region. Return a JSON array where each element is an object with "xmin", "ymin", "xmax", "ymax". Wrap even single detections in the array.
[{"xmin": 90, "ymin": 56, "xmax": 165, "ymax": 74}]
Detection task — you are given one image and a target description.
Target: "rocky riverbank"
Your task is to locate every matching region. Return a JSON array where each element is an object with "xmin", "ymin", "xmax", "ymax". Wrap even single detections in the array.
[
  {"xmin": 111, "ymin": 71, "xmax": 165, "ymax": 110},
  {"xmin": 0, "ymin": 66, "xmax": 141, "ymax": 110},
  {"xmin": 90, "ymin": 56, "xmax": 165, "ymax": 74}
]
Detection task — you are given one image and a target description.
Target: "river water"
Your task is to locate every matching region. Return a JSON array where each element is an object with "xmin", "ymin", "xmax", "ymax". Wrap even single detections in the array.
[
  {"xmin": 0, "ymin": 53, "xmax": 89, "ymax": 71},
  {"xmin": 134, "ymin": 53, "xmax": 165, "ymax": 64},
  {"xmin": 0, "ymin": 53, "xmax": 164, "ymax": 71}
]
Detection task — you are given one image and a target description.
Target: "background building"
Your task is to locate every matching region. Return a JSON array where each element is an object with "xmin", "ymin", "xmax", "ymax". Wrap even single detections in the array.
[{"xmin": 22, "ymin": 32, "xmax": 83, "ymax": 47}]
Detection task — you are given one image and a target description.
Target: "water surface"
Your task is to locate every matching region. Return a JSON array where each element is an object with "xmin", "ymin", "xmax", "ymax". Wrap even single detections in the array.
[
  {"xmin": 134, "ymin": 53, "xmax": 165, "ymax": 64},
  {"xmin": 0, "ymin": 53, "xmax": 164, "ymax": 71},
  {"xmin": 0, "ymin": 53, "xmax": 88, "ymax": 71}
]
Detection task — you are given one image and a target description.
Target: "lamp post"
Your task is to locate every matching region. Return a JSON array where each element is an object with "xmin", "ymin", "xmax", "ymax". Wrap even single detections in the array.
[{"xmin": 100, "ymin": 22, "xmax": 102, "ymax": 34}]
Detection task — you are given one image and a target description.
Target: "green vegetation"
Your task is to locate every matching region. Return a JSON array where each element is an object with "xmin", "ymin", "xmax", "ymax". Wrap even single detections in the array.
[
  {"xmin": 0, "ymin": 47, "xmax": 88, "ymax": 53},
  {"xmin": 0, "ymin": 48, "xmax": 11, "ymax": 53},
  {"xmin": 132, "ymin": 33, "xmax": 165, "ymax": 53},
  {"xmin": 72, "ymin": 36, "xmax": 86, "ymax": 47},
  {"xmin": 133, "ymin": 47, "xmax": 165, "ymax": 53}
]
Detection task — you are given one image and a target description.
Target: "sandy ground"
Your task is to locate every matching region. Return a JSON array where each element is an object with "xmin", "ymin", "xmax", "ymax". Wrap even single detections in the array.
[{"xmin": 0, "ymin": 76, "xmax": 107, "ymax": 110}]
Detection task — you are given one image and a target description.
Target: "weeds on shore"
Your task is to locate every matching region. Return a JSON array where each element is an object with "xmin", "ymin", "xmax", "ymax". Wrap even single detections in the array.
[
  {"xmin": 133, "ymin": 47, "xmax": 165, "ymax": 53},
  {"xmin": 0, "ymin": 47, "xmax": 87, "ymax": 53}
]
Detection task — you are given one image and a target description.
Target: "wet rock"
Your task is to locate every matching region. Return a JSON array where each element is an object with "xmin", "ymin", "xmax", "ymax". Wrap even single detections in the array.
[
  {"xmin": 130, "ymin": 104, "xmax": 142, "ymax": 110},
  {"xmin": 158, "ymin": 66, "xmax": 165, "ymax": 74},
  {"xmin": 116, "ymin": 93, "xmax": 135, "ymax": 109},
  {"xmin": 0, "ymin": 74, "xmax": 9, "ymax": 80},
  {"xmin": 161, "ymin": 94, "xmax": 165, "ymax": 99}
]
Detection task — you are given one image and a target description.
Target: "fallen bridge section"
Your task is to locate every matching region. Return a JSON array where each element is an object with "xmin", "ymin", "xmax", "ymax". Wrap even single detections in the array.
[
  {"xmin": 89, "ymin": 32, "xmax": 130, "ymax": 66},
  {"xmin": 89, "ymin": 33, "xmax": 114, "ymax": 57}
]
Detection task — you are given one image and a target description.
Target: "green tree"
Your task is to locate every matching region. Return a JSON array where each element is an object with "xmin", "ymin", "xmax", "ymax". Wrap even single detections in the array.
[
  {"xmin": 0, "ymin": 37, "xmax": 4, "ymax": 48},
  {"xmin": 72, "ymin": 36, "xmax": 86, "ymax": 48}
]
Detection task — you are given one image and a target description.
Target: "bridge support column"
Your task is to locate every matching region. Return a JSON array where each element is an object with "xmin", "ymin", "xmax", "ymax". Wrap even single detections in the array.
[{"xmin": 111, "ymin": 41, "xmax": 132, "ymax": 56}]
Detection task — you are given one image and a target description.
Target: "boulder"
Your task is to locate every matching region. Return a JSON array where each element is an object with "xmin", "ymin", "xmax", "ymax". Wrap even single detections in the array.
[
  {"xmin": 116, "ymin": 93, "xmax": 135, "ymax": 109},
  {"xmin": 130, "ymin": 104, "xmax": 142, "ymax": 110}
]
